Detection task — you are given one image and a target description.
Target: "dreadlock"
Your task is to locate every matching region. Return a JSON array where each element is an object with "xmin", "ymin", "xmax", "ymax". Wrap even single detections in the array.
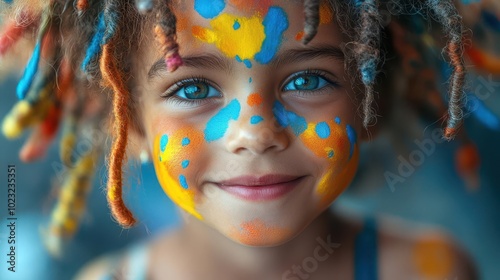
[{"xmin": 0, "ymin": 0, "xmax": 471, "ymax": 255}]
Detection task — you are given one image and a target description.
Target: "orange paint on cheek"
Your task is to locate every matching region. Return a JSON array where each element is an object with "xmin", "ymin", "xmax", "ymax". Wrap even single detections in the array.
[
  {"xmin": 246, "ymin": 93, "xmax": 263, "ymax": 107},
  {"xmin": 299, "ymin": 120, "xmax": 359, "ymax": 209},
  {"xmin": 152, "ymin": 127, "xmax": 205, "ymax": 220},
  {"xmin": 413, "ymin": 237, "xmax": 455, "ymax": 278},
  {"xmin": 229, "ymin": 219, "xmax": 291, "ymax": 246}
]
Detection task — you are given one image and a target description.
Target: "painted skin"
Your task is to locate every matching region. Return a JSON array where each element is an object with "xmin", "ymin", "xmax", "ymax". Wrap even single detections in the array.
[{"xmin": 138, "ymin": 0, "xmax": 363, "ymax": 246}]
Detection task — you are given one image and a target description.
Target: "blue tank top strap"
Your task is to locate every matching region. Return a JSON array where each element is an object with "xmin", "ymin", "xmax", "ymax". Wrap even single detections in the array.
[{"xmin": 354, "ymin": 217, "xmax": 379, "ymax": 280}]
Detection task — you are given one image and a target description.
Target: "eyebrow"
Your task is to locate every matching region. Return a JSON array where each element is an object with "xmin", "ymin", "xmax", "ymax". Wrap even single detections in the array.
[
  {"xmin": 269, "ymin": 45, "xmax": 345, "ymax": 68},
  {"xmin": 148, "ymin": 53, "xmax": 232, "ymax": 80},
  {"xmin": 147, "ymin": 44, "xmax": 345, "ymax": 80}
]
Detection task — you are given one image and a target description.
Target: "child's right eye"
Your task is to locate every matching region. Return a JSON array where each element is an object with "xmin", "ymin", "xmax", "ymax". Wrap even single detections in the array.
[{"xmin": 162, "ymin": 78, "xmax": 222, "ymax": 106}]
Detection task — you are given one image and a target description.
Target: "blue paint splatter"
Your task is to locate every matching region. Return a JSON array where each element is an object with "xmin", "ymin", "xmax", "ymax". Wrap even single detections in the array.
[
  {"xmin": 204, "ymin": 99, "xmax": 241, "ymax": 142},
  {"xmin": 346, "ymin": 125, "xmax": 357, "ymax": 160},
  {"xmin": 315, "ymin": 122, "xmax": 331, "ymax": 139},
  {"xmin": 182, "ymin": 160, "xmax": 190, "ymax": 169},
  {"xmin": 250, "ymin": 116, "xmax": 264, "ymax": 125},
  {"xmin": 335, "ymin": 117, "xmax": 341, "ymax": 124},
  {"xmin": 272, "ymin": 101, "xmax": 307, "ymax": 136},
  {"xmin": 179, "ymin": 175, "xmax": 189, "ymax": 189},
  {"xmin": 194, "ymin": 0, "xmax": 225, "ymax": 19},
  {"xmin": 182, "ymin": 137, "xmax": 191, "ymax": 146},
  {"xmin": 243, "ymin": 59, "xmax": 252, "ymax": 68},
  {"xmin": 233, "ymin": 20, "xmax": 241, "ymax": 30},
  {"xmin": 255, "ymin": 7, "xmax": 289, "ymax": 64},
  {"xmin": 249, "ymin": 77, "xmax": 252, "ymax": 83},
  {"xmin": 328, "ymin": 150, "xmax": 334, "ymax": 158},
  {"xmin": 160, "ymin": 134, "xmax": 169, "ymax": 152},
  {"xmin": 235, "ymin": 55, "xmax": 242, "ymax": 62}
]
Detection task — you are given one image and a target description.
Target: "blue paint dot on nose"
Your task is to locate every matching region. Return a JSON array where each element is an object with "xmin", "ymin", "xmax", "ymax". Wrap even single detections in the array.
[
  {"xmin": 233, "ymin": 20, "xmax": 241, "ymax": 30},
  {"xmin": 250, "ymin": 115, "xmax": 264, "ymax": 125},
  {"xmin": 315, "ymin": 122, "xmax": 331, "ymax": 139},
  {"xmin": 179, "ymin": 175, "xmax": 188, "ymax": 189},
  {"xmin": 182, "ymin": 160, "xmax": 190, "ymax": 169},
  {"xmin": 182, "ymin": 137, "xmax": 190, "ymax": 146},
  {"xmin": 249, "ymin": 77, "xmax": 252, "ymax": 83},
  {"xmin": 335, "ymin": 117, "xmax": 341, "ymax": 124},
  {"xmin": 160, "ymin": 134, "xmax": 169, "ymax": 152}
]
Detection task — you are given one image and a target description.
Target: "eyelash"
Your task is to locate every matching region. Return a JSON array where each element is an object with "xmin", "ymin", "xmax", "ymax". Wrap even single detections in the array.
[
  {"xmin": 161, "ymin": 70, "xmax": 340, "ymax": 106},
  {"xmin": 281, "ymin": 69, "xmax": 340, "ymax": 97},
  {"xmin": 161, "ymin": 76, "xmax": 221, "ymax": 107}
]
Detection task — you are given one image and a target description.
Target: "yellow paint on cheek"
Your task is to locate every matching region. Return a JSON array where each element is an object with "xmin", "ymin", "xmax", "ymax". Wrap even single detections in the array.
[
  {"xmin": 413, "ymin": 237, "xmax": 455, "ymax": 278},
  {"xmin": 316, "ymin": 147, "xmax": 359, "ymax": 209},
  {"xmin": 299, "ymin": 120, "xmax": 359, "ymax": 209},
  {"xmin": 192, "ymin": 13, "xmax": 266, "ymax": 60},
  {"xmin": 152, "ymin": 128, "xmax": 205, "ymax": 220},
  {"xmin": 229, "ymin": 219, "xmax": 291, "ymax": 246}
]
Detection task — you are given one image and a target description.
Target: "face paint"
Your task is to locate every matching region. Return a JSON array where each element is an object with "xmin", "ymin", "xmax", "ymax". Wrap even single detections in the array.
[
  {"xmin": 250, "ymin": 115, "xmax": 264, "ymax": 124},
  {"xmin": 229, "ymin": 218, "xmax": 291, "ymax": 246},
  {"xmin": 192, "ymin": 6, "xmax": 288, "ymax": 65},
  {"xmin": 153, "ymin": 127, "xmax": 206, "ymax": 220},
  {"xmin": 272, "ymin": 101, "xmax": 359, "ymax": 209},
  {"xmin": 246, "ymin": 92, "xmax": 263, "ymax": 107},
  {"xmin": 204, "ymin": 99, "xmax": 241, "ymax": 142},
  {"xmin": 194, "ymin": 0, "xmax": 226, "ymax": 19}
]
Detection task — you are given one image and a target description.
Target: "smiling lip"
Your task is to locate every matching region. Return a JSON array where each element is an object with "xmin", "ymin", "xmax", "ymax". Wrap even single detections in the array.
[{"xmin": 215, "ymin": 174, "xmax": 305, "ymax": 201}]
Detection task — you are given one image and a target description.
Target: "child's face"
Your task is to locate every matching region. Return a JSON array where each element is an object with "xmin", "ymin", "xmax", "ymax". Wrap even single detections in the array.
[{"xmin": 134, "ymin": 0, "xmax": 361, "ymax": 246}]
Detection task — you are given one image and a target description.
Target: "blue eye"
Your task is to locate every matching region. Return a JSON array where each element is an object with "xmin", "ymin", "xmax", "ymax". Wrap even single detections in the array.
[
  {"xmin": 283, "ymin": 73, "xmax": 332, "ymax": 92},
  {"xmin": 175, "ymin": 82, "xmax": 220, "ymax": 100}
]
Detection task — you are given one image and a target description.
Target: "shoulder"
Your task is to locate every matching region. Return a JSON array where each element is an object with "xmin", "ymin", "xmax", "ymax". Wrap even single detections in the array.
[
  {"xmin": 376, "ymin": 216, "xmax": 478, "ymax": 280},
  {"xmin": 74, "ymin": 238, "xmax": 155, "ymax": 280},
  {"xmin": 74, "ymin": 252, "xmax": 122, "ymax": 280}
]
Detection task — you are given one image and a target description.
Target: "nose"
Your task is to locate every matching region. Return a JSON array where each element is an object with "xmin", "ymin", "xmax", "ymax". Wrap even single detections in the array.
[{"xmin": 225, "ymin": 97, "xmax": 290, "ymax": 155}]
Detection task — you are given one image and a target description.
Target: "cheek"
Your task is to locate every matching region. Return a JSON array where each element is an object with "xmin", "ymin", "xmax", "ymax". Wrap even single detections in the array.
[
  {"xmin": 152, "ymin": 127, "xmax": 206, "ymax": 220},
  {"xmin": 300, "ymin": 118, "xmax": 359, "ymax": 209}
]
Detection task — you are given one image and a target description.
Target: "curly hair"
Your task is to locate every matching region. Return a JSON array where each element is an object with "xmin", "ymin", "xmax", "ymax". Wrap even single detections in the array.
[{"xmin": 0, "ymin": 0, "xmax": 468, "ymax": 252}]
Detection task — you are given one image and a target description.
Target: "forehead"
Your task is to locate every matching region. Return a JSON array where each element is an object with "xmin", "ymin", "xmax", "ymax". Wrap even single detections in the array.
[{"xmin": 170, "ymin": 0, "xmax": 339, "ymax": 51}]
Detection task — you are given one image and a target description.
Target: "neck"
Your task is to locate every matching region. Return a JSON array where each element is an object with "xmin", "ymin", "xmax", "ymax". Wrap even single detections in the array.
[{"xmin": 181, "ymin": 210, "xmax": 347, "ymax": 279}]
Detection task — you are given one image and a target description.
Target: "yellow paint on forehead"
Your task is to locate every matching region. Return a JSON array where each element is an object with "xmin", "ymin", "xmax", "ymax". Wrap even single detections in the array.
[
  {"xmin": 192, "ymin": 13, "xmax": 266, "ymax": 60},
  {"xmin": 152, "ymin": 128, "xmax": 205, "ymax": 220}
]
